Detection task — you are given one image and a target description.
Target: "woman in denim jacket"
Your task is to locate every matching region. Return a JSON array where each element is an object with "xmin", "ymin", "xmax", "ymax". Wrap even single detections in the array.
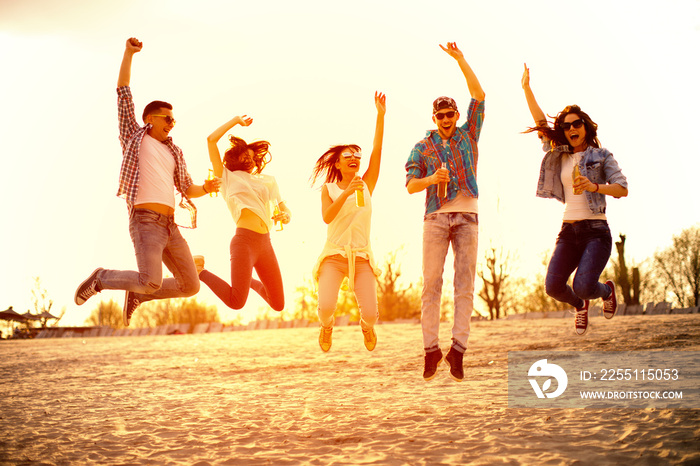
[{"xmin": 522, "ymin": 64, "xmax": 628, "ymax": 336}]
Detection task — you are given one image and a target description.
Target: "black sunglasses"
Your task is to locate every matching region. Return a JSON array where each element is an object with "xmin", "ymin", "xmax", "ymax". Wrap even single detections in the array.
[
  {"xmin": 434, "ymin": 111, "xmax": 456, "ymax": 120},
  {"xmin": 560, "ymin": 119, "xmax": 584, "ymax": 131}
]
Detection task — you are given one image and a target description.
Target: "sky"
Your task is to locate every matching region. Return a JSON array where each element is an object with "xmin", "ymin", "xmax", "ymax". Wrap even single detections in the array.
[{"xmin": 1, "ymin": 0, "xmax": 699, "ymax": 327}]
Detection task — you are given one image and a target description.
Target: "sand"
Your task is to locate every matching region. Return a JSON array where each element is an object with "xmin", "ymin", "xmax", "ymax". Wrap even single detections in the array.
[{"xmin": 1, "ymin": 314, "xmax": 699, "ymax": 465}]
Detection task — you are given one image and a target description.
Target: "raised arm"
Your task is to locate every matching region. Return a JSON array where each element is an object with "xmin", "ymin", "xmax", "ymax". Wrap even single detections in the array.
[
  {"xmin": 521, "ymin": 63, "xmax": 547, "ymax": 126},
  {"xmin": 117, "ymin": 38, "xmax": 142, "ymax": 88},
  {"xmin": 361, "ymin": 92, "xmax": 386, "ymax": 194},
  {"xmin": 206, "ymin": 115, "xmax": 253, "ymax": 178},
  {"xmin": 440, "ymin": 42, "xmax": 485, "ymax": 101}
]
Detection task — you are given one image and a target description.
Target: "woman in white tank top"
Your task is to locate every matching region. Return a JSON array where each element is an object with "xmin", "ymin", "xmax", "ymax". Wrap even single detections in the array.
[
  {"xmin": 522, "ymin": 64, "xmax": 628, "ymax": 337},
  {"xmin": 310, "ymin": 92, "xmax": 386, "ymax": 353}
]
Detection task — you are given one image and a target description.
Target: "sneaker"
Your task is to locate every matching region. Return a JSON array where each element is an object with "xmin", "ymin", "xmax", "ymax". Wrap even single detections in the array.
[
  {"xmin": 574, "ymin": 300, "xmax": 590, "ymax": 336},
  {"xmin": 74, "ymin": 268, "xmax": 103, "ymax": 305},
  {"xmin": 445, "ymin": 347, "xmax": 465, "ymax": 382},
  {"xmin": 193, "ymin": 255, "xmax": 205, "ymax": 275},
  {"xmin": 423, "ymin": 349, "xmax": 443, "ymax": 381},
  {"xmin": 319, "ymin": 325, "xmax": 333, "ymax": 352},
  {"xmin": 123, "ymin": 291, "xmax": 140, "ymax": 327},
  {"xmin": 361, "ymin": 326, "xmax": 377, "ymax": 351},
  {"xmin": 603, "ymin": 280, "xmax": 617, "ymax": 319}
]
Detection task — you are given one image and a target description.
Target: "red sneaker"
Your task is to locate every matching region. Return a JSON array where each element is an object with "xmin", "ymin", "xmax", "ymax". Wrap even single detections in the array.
[{"xmin": 603, "ymin": 280, "xmax": 617, "ymax": 319}]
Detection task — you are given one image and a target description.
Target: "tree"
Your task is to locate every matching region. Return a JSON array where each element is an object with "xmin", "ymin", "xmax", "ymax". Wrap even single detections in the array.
[
  {"xmin": 612, "ymin": 234, "xmax": 640, "ymax": 305},
  {"xmin": 85, "ymin": 299, "xmax": 123, "ymax": 328},
  {"xmin": 513, "ymin": 252, "xmax": 569, "ymax": 315},
  {"xmin": 30, "ymin": 277, "xmax": 64, "ymax": 328},
  {"xmin": 653, "ymin": 225, "xmax": 700, "ymax": 307},
  {"xmin": 84, "ymin": 297, "xmax": 220, "ymax": 329},
  {"xmin": 135, "ymin": 297, "xmax": 220, "ymax": 328},
  {"xmin": 377, "ymin": 249, "xmax": 421, "ymax": 321},
  {"xmin": 477, "ymin": 246, "xmax": 517, "ymax": 319}
]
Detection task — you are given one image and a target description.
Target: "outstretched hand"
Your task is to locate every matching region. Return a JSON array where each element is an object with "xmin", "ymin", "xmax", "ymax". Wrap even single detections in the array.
[
  {"xmin": 374, "ymin": 91, "xmax": 386, "ymax": 115},
  {"xmin": 439, "ymin": 42, "xmax": 464, "ymax": 60},
  {"xmin": 126, "ymin": 37, "xmax": 143, "ymax": 54},
  {"xmin": 235, "ymin": 115, "xmax": 253, "ymax": 127},
  {"xmin": 521, "ymin": 63, "xmax": 530, "ymax": 89}
]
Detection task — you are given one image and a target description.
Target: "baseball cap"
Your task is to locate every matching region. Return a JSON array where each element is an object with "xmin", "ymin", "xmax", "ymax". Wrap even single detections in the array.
[{"xmin": 433, "ymin": 96, "xmax": 458, "ymax": 113}]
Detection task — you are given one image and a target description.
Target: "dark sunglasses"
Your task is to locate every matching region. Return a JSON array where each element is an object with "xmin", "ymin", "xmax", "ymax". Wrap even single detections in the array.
[
  {"xmin": 341, "ymin": 151, "xmax": 362, "ymax": 160},
  {"xmin": 151, "ymin": 114, "xmax": 177, "ymax": 125},
  {"xmin": 560, "ymin": 119, "xmax": 584, "ymax": 131},
  {"xmin": 434, "ymin": 111, "xmax": 456, "ymax": 120}
]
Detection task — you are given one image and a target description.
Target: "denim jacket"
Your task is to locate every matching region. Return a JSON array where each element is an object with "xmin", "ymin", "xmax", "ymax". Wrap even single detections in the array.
[{"xmin": 536, "ymin": 142, "xmax": 627, "ymax": 214}]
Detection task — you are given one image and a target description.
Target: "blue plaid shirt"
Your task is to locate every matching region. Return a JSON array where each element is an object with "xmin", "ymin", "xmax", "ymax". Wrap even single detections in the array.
[{"xmin": 406, "ymin": 98, "xmax": 485, "ymax": 217}]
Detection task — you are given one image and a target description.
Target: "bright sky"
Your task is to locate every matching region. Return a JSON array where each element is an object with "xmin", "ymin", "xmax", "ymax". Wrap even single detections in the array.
[{"xmin": 1, "ymin": 0, "xmax": 699, "ymax": 326}]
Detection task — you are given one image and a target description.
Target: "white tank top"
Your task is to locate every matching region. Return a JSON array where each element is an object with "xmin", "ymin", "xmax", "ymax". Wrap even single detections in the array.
[{"xmin": 561, "ymin": 152, "xmax": 606, "ymax": 222}]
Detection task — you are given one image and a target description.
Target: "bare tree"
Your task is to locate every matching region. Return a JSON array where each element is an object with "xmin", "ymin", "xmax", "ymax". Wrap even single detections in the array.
[
  {"xmin": 654, "ymin": 225, "xmax": 700, "ymax": 307},
  {"xmin": 477, "ymin": 246, "xmax": 513, "ymax": 320},
  {"xmin": 30, "ymin": 276, "xmax": 64, "ymax": 328}
]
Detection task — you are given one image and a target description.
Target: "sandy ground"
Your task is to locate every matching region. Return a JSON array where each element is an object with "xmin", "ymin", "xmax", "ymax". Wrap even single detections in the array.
[{"xmin": 1, "ymin": 314, "xmax": 699, "ymax": 465}]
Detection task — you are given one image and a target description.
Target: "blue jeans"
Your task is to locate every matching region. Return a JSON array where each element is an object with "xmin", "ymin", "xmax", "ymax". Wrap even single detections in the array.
[
  {"xmin": 97, "ymin": 209, "xmax": 200, "ymax": 303},
  {"xmin": 545, "ymin": 220, "xmax": 612, "ymax": 309},
  {"xmin": 421, "ymin": 212, "xmax": 478, "ymax": 354}
]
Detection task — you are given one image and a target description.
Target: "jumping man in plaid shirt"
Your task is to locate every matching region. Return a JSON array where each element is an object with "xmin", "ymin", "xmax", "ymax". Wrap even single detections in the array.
[
  {"xmin": 74, "ymin": 38, "xmax": 220, "ymax": 326},
  {"xmin": 405, "ymin": 42, "xmax": 485, "ymax": 382}
]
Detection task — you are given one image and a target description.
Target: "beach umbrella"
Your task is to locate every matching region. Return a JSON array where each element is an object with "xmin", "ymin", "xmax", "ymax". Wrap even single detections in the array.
[
  {"xmin": 22, "ymin": 312, "xmax": 42, "ymax": 322},
  {"xmin": 38, "ymin": 311, "xmax": 59, "ymax": 320},
  {"xmin": 0, "ymin": 307, "xmax": 29, "ymax": 323}
]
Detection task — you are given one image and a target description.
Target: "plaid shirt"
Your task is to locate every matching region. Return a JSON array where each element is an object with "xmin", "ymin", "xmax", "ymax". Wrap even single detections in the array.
[
  {"xmin": 405, "ymin": 98, "xmax": 485, "ymax": 217},
  {"xmin": 116, "ymin": 86, "xmax": 197, "ymax": 228}
]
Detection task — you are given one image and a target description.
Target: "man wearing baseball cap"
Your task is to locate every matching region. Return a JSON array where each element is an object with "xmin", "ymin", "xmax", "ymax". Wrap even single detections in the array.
[{"xmin": 405, "ymin": 42, "xmax": 485, "ymax": 382}]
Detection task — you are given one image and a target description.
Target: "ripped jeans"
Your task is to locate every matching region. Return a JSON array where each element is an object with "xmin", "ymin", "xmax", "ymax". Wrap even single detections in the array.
[
  {"xmin": 97, "ymin": 208, "xmax": 200, "ymax": 303},
  {"xmin": 421, "ymin": 212, "xmax": 478, "ymax": 354}
]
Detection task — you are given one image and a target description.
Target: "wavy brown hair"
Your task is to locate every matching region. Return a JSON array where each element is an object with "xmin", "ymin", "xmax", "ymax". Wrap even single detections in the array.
[
  {"xmin": 526, "ymin": 105, "xmax": 600, "ymax": 150},
  {"xmin": 309, "ymin": 144, "xmax": 361, "ymax": 185},
  {"xmin": 223, "ymin": 136, "xmax": 271, "ymax": 175}
]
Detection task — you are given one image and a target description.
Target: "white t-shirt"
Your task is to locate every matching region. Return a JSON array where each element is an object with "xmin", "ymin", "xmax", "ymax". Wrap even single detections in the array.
[
  {"xmin": 561, "ymin": 152, "xmax": 606, "ymax": 222},
  {"xmin": 221, "ymin": 169, "xmax": 281, "ymax": 230},
  {"xmin": 134, "ymin": 134, "xmax": 176, "ymax": 208}
]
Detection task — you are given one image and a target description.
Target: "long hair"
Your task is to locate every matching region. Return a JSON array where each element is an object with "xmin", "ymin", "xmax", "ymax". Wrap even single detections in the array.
[
  {"xmin": 223, "ymin": 136, "xmax": 271, "ymax": 175},
  {"xmin": 525, "ymin": 105, "xmax": 601, "ymax": 150},
  {"xmin": 309, "ymin": 144, "xmax": 361, "ymax": 185}
]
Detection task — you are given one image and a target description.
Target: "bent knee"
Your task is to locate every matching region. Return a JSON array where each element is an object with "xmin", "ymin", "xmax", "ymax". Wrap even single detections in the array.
[
  {"xmin": 572, "ymin": 282, "xmax": 597, "ymax": 300},
  {"xmin": 271, "ymin": 298, "xmax": 285, "ymax": 312},
  {"xmin": 183, "ymin": 281, "xmax": 200, "ymax": 296}
]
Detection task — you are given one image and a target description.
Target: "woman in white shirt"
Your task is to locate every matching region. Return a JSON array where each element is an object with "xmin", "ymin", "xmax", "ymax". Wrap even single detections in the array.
[
  {"xmin": 310, "ymin": 92, "xmax": 386, "ymax": 352},
  {"xmin": 522, "ymin": 64, "xmax": 628, "ymax": 337},
  {"xmin": 197, "ymin": 115, "xmax": 291, "ymax": 311}
]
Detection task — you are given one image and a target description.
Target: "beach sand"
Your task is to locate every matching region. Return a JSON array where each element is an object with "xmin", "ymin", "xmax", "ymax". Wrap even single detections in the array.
[{"xmin": 1, "ymin": 314, "xmax": 699, "ymax": 465}]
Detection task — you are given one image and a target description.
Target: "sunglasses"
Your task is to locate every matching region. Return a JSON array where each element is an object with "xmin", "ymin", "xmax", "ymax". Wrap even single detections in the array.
[
  {"xmin": 341, "ymin": 151, "xmax": 362, "ymax": 160},
  {"xmin": 560, "ymin": 119, "xmax": 584, "ymax": 131},
  {"xmin": 434, "ymin": 111, "xmax": 456, "ymax": 120},
  {"xmin": 151, "ymin": 114, "xmax": 177, "ymax": 125}
]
